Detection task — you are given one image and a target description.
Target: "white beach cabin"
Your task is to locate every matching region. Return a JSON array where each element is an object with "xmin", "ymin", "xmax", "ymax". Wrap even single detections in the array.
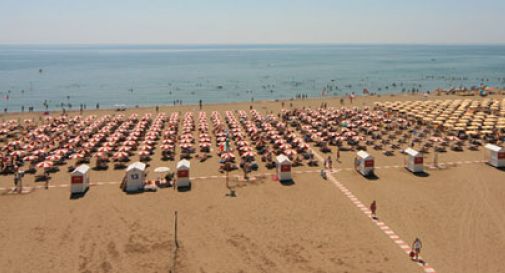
[
  {"xmin": 124, "ymin": 162, "xmax": 146, "ymax": 192},
  {"xmin": 71, "ymin": 164, "xmax": 90, "ymax": 194},
  {"xmin": 276, "ymin": 154, "xmax": 292, "ymax": 181},
  {"xmin": 485, "ymin": 144, "xmax": 505, "ymax": 168},
  {"xmin": 405, "ymin": 148, "xmax": 424, "ymax": 173},
  {"xmin": 355, "ymin": 150, "xmax": 374, "ymax": 176},
  {"xmin": 176, "ymin": 159, "xmax": 191, "ymax": 188}
]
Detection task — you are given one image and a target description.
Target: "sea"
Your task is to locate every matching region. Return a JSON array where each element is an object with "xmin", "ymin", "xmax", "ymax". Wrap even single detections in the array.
[{"xmin": 1, "ymin": 44, "xmax": 505, "ymax": 112}]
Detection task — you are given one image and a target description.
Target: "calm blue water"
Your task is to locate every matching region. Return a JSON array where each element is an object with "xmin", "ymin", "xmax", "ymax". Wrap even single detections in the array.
[{"xmin": 1, "ymin": 44, "xmax": 505, "ymax": 111}]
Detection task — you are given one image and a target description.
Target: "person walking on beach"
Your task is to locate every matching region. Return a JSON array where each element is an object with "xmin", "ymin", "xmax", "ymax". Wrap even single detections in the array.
[
  {"xmin": 320, "ymin": 168, "xmax": 327, "ymax": 180},
  {"xmin": 243, "ymin": 162, "xmax": 250, "ymax": 180},
  {"xmin": 199, "ymin": 99, "xmax": 202, "ymax": 110},
  {"xmin": 370, "ymin": 200, "xmax": 377, "ymax": 219},
  {"xmin": 411, "ymin": 238, "xmax": 423, "ymax": 261},
  {"xmin": 14, "ymin": 168, "xmax": 21, "ymax": 192},
  {"xmin": 327, "ymin": 156, "xmax": 333, "ymax": 170}
]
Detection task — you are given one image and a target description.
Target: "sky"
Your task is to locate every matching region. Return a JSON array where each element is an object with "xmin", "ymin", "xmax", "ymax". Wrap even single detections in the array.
[{"xmin": 0, "ymin": 0, "xmax": 504, "ymax": 45}]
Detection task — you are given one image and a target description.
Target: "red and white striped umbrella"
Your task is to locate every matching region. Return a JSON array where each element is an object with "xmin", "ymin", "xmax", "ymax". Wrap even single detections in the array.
[
  {"xmin": 46, "ymin": 155, "xmax": 62, "ymax": 162},
  {"xmin": 22, "ymin": 144, "xmax": 36, "ymax": 151},
  {"xmin": 37, "ymin": 135, "xmax": 51, "ymax": 142},
  {"xmin": 139, "ymin": 145, "xmax": 153, "ymax": 151},
  {"xmin": 352, "ymin": 136, "xmax": 365, "ymax": 142},
  {"xmin": 162, "ymin": 139, "xmax": 174, "ymax": 144},
  {"xmin": 241, "ymin": 151, "xmax": 255, "ymax": 158},
  {"xmin": 94, "ymin": 152, "xmax": 108, "ymax": 158},
  {"xmin": 143, "ymin": 140, "xmax": 156, "ymax": 146},
  {"xmin": 220, "ymin": 152, "xmax": 235, "ymax": 161},
  {"xmin": 32, "ymin": 149, "xmax": 47, "ymax": 156},
  {"xmin": 23, "ymin": 155, "xmax": 38, "ymax": 162},
  {"xmin": 180, "ymin": 138, "xmax": 192, "ymax": 144},
  {"xmin": 103, "ymin": 141, "xmax": 116, "ymax": 147},
  {"xmin": 113, "ymin": 151, "xmax": 129, "ymax": 159},
  {"xmin": 36, "ymin": 161, "xmax": 54, "ymax": 168},
  {"xmin": 117, "ymin": 146, "xmax": 132, "ymax": 152},
  {"xmin": 10, "ymin": 150, "xmax": 26, "ymax": 157},
  {"xmin": 98, "ymin": 146, "xmax": 113, "ymax": 152},
  {"xmin": 284, "ymin": 149, "xmax": 298, "ymax": 157},
  {"xmin": 8, "ymin": 140, "xmax": 22, "ymax": 147},
  {"xmin": 239, "ymin": 146, "xmax": 253, "ymax": 152},
  {"xmin": 161, "ymin": 144, "xmax": 174, "ymax": 151},
  {"xmin": 53, "ymin": 149, "xmax": 68, "ymax": 156},
  {"xmin": 69, "ymin": 153, "xmax": 85, "ymax": 159},
  {"xmin": 123, "ymin": 140, "xmax": 137, "ymax": 146},
  {"xmin": 145, "ymin": 135, "xmax": 157, "ymax": 141},
  {"xmin": 429, "ymin": 136, "xmax": 444, "ymax": 143},
  {"xmin": 279, "ymin": 143, "xmax": 292, "ymax": 150},
  {"xmin": 138, "ymin": 150, "xmax": 150, "ymax": 156},
  {"xmin": 83, "ymin": 142, "xmax": 96, "ymax": 148}
]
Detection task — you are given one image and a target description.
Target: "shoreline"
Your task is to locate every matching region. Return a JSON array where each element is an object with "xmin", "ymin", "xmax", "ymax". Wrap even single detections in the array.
[{"xmin": 2, "ymin": 88, "xmax": 504, "ymax": 118}]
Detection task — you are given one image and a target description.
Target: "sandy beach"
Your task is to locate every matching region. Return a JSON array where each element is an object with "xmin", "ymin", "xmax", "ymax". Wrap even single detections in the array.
[{"xmin": 2, "ymin": 92, "xmax": 505, "ymax": 273}]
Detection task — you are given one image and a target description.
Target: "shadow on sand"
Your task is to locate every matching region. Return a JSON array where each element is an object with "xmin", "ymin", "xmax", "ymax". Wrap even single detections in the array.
[
  {"xmin": 69, "ymin": 187, "xmax": 89, "ymax": 200},
  {"xmin": 413, "ymin": 171, "xmax": 430, "ymax": 177},
  {"xmin": 364, "ymin": 173, "xmax": 380, "ymax": 181},
  {"xmin": 177, "ymin": 184, "xmax": 192, "ymax": 192},
  {"xmin": 279, "ymin": 179, "xmax": 295, "ymax": 186}
]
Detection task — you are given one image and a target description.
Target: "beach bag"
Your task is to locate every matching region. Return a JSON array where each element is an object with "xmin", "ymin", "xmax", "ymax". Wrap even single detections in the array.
[{"xmin": 409, "ymin": 251, "xmax": 415, "ymax": 258}]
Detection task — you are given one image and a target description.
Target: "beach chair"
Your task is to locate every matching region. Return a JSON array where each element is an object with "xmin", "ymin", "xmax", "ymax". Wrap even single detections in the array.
[
  {"xmin": 451, "ymin": 144, "xmax": 463, "ymax": 152},
  {"xmin": 373, "ymin": 144, "xmax": 383, "ymax": 150},
  {"xmin": 384, "ymin": 150, "xmax": 394, "ymax": 156}
]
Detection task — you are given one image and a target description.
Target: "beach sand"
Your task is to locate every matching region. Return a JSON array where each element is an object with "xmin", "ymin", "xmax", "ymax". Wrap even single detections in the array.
[{"xmin": 1, "ymin": 93, "xmax": 505, "ymax": 273}]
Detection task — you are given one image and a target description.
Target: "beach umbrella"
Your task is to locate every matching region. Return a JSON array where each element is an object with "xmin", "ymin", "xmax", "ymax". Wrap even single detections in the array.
[
  {"xmin": 180, "ymin": 138, "xmax": 192, "ymax": 144},
  {"xmin": 123, "ymin": 140, "xmax": 137, "ymax": 146},
  {"xmin": 139, "ymin": 145, "xmax": 153, "ymax": 151},
  {"xmin": 180, "ymin": 143, "xmax": 192, "ymax": 149},
  {"xmin": 284, "ymin": 149, "xmax": 298, "ymax": 158},
  {"xmin": 143, "ymin": 140, "xmax": 156, "ymax": 145},
  {"xmin": 94, "ymin": 152, "xmax": 108, "ymax": 158},
  {"xmin": 162, "ymin": 139, "xmax": 174, "ymax": 144},
  {"xmin": 46, "ymin": 155, "xmax": 62, "ymax": 162},
  {"xmin": 117, "ymin": 146, "xmax": 132, "ymax": 152},
  {"xmin": 220, "ymin": 152, "xmax": 235, "ymax": 161},
  {"xmin": 10, "ymin": 150, "xmax": 26, "ymax": 157},
  {"xmin": 53, "ymin": 149, "xmax": 68, "ymax": 156},
  {"xmin": 154, "ymin": 167, "xmax": 171, "ymax": 173},
  {"xmin": 36, "ymin": 161, "xmax": 54, "ymax": 168},
  {"xmin": 69, "ymin": 153, "xmax": 85, "ymax": 160},
  {"xmin": 160, "ymin": 144, "xmax": 174, "ymax": 151},
  {"xmin": 429, "ymin": 137, "xmax": 444, "ymax": 143},
  {"xmin": 113, "ymin": 151, "xmax": 129, "ymax": 159},
  {"xmin": 145, "ymin": 135, "xmax": 157, "ymax": 141},
  {"xmin": 23, "ymin": 155, "xmax": 38, "ymax": 162},
  {"xmin": 98, "ymin": 146, "xmax": 112, "ymax": 153},
  {"xmin": 8, "ymin": 140, "xmax": 23, "ymax": 147},
  {"xmin": 241, "ymin": 151, "xmax": 255, "ymax": 159},
  {"xmin": 138, "ymin": 150, "xmax": 151, "ymax": 156}
]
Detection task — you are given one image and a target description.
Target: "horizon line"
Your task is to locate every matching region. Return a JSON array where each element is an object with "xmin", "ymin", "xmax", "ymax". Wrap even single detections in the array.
[{"xmin": 1, "ymin": 42, "xmax": 505, "ymax": 47}]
